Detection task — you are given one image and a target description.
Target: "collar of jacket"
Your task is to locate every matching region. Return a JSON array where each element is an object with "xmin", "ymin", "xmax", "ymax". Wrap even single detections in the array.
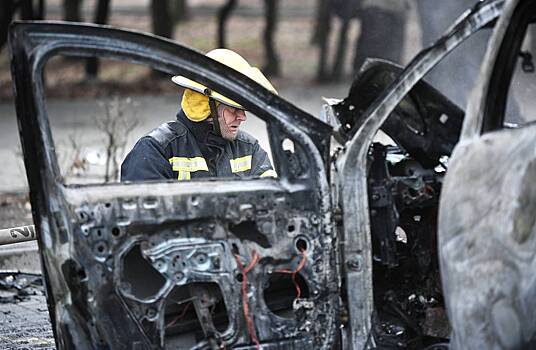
[{"xmin": 176, "ymin": 109, "xmax": 227, "ymax": 152}]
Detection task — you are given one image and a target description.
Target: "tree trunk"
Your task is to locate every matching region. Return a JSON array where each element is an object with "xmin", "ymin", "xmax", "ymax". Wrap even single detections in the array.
[
  {"xmin": 315, "ymin": 0, "xmax": 332, "ymax": 81},
  {"xmin": 262, "ymin": 0, "xmax": 280, "ymax": 77},
  {"xmin": 171, "ymin": 0, "xmax": 190, "ymax": 22},
  {"xmin": 311, "ymin": 0, "xmax": 327, "ymax": 45},
  {"xmin": 0, "ymin": 1, "xmax": 17, "ymax": 52},
  {"xmin": 331, "ymin": 17, "xmax": 350, "ymax": 80},
  {"xmin": 64, "ymin": 0, "xmax": 83, "ymax": 22},
  {"xmin": 151, "ymin": 0, "xmax": 174, "ymax": 38},
  {"xmin": 86, "ymin": 0, "xmax": 111, "ymax": 79},
  {"xmin": 217, "ymin": 0, "xmax": 236, "ymax": 48},
  {"xmin": 36, "ymin": 0, "xmax": 46, "ymax": 19},
  {"xmin": 151, "ymin": 0, "xmax": 174, "ymax": 77},
  {"xmin": 19, "ymin": 0, "xmax": 34, "ymax": 20}
]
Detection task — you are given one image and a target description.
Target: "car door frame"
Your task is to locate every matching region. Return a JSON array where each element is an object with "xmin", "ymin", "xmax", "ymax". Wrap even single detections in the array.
[
  {"xmin": 9, "ymin": 21, "xmax": 339, "ymax": 349},
  {"xmin": 334, "ymin": 0, "xmax": 504, "ymax": 347}
]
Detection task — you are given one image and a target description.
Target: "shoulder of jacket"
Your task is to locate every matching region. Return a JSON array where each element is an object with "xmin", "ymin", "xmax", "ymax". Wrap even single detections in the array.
[
  {"xmin": 234, "ymin": 130, "xmax": 258, "ymax": 146},
  {"xmin": 147, "ymin": 121, "xmax": 188, "ymax": 149}
]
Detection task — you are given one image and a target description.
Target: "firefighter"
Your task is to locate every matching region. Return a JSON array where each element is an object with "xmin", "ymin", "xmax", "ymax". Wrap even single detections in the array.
[{"xmin": 121, "ymin": 49, "xmax": 277, "ymax": 181}]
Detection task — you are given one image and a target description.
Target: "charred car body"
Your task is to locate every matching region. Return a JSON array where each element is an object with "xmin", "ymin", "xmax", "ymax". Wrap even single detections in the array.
[{"xmin": 9, "ymin": 0, "xmax": 536, "ymax": 348}]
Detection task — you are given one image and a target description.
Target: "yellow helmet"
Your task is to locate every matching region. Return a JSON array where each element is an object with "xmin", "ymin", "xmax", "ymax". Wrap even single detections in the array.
[{"xmin": 172, "ymin": 48, "xmax": 277, "ymax": 122}]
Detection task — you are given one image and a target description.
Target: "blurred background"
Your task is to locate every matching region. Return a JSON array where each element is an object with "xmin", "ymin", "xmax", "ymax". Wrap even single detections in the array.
[
  {"xmin": 0, "ymin": 0, "xmax": 430, "ymax": 192},
  {"xmin": 0, "ymin": 0, "xmax": 505, "ymax": 225}
]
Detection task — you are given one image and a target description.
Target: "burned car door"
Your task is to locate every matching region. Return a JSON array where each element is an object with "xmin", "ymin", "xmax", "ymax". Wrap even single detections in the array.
[
  {"xmin": 9, "ymin": 22, "xmax": 339, "ymax": 349},
  {"xmin": 439, "ymin": 0, "xmax": 536, "ymax": 348},
  {"xmin": 329, "ymin": 0, "xmax": 504, "ymax": 348}
]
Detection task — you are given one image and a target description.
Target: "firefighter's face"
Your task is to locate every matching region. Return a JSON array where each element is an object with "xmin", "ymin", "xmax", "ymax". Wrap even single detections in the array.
[{"xmin": 217, "ymin": 103, "xmax": 247, "ymax": 140}]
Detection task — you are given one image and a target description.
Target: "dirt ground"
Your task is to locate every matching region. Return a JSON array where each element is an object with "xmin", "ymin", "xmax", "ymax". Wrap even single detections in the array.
[{"xmin": 0, "ymin": 194, "xmax": 32, "ymax": 229}]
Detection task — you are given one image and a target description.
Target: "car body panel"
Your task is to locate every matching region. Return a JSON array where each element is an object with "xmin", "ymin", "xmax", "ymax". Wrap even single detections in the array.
[
  {"xmin": 9, "ymin": 22, "xmax": 339, "ymax": 349},
  {"xmin": 439, "ymin": 0, "xmax": 536, "ymax": 347},
  {"xmin": 333, "ymin": 0, "xmax": 503, "ymax": 347}
]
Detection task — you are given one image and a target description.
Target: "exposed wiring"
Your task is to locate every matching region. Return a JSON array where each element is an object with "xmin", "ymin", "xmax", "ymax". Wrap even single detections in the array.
[
  {"xmin": 234, "ymin": 250, "xmax": 261, "ymax": 350},
  {"xmin": 166, "ymin": 302, "xmax": 192, "ymax": 328},
  {"xmin": 275, "ymin": 249, "xmax": 307, "ymax": 301}
]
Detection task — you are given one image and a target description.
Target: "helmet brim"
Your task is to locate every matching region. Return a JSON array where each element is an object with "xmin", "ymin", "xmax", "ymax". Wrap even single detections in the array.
[{"xmin": 171, "ymin": 75, "xmax": 244, "ymax": 110}]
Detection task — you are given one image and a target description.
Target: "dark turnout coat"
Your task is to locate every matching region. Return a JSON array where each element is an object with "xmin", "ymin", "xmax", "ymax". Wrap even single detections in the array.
[{"xmin": 121, "ymin": 111, "xmax": 275, "ymax": 182}]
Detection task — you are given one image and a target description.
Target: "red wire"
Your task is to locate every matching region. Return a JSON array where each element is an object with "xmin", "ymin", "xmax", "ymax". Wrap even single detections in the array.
[
  {"xmin": 166, "ymin": 302, "xmax": 192, "ymax": 328},
  {"xmin": 234, "ymin": 250, "xmax": 261, "ymax": 350},
  {"xmin": 275, "ymin": 249, "xmax": 307, "ymax": 301}
]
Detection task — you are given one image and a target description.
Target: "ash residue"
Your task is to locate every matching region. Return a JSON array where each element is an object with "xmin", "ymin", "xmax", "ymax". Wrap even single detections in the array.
[
  {"xmin": 0, "ymin": 272, "xmax": 55, "ymax": 349},
  {"xmin": 0, "ymin": 193, "xmax": 33, "ymax": 229}
]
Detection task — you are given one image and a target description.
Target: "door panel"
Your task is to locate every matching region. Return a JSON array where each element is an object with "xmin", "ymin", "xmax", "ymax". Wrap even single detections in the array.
[{"xmin": 9, "ymin": 22, "xmax": 337, "ymax": 349}]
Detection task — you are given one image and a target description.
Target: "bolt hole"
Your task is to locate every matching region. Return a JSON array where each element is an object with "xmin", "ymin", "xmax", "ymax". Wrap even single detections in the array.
[
  {"xmin": 236, "ymin": 273, "xmax": 244, "ymax": 283},
  {"xmin": 231, "ymin": 243, "xmax": 239, "ymax": 255},
  {"xmin": 111, "ymin": 227, "xmax": 120, "ymax": 237},
  {"xmin": 105, "ymin": 202, "xmax": 111, "ymax": 208},
  {"xmin": 287, "ymin": 224, "xmax": 295, "ymax": 233},
  {"xmin": 295, "ymin": 237, "xmax": 308, "ymax": 252}
]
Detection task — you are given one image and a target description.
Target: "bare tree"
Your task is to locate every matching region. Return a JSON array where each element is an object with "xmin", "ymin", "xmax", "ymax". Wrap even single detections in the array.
[
  {"xmin": 64, "ymin": 0, "xmax": 83, "ymax": 21},
  {"xmin": 64, "ymin": 135, "xmax": 88, "ymax": 178},
  {"xmin": 171, "ymin": 0, "xmax": 190, "ymax": 22},
  {"xmin": 151, "ymin": 0, "xmax": 174, "ymax": 39},
  {"xmin": 95, "ymin": 97, "xmax": 139, "ymax": 182},
  {"xmin": 331, "ymin": 17, "xmax": 350, "ymax": 80},
  {"xmin": 311, "ymin": 0, "xmax": 329, "ymax": 45},
  {"xmin": 86, "ymin": 0, "xmax": 111, "ymax": 79},
  {"xmin": 0, "ymin": 1, "xmax": 17, "ymax": 52},
  {"xmin": 315, "ymin": 0, "xmax": 332, "ymax": 81},
  {"xmin": 217, "ymin": 0, "xmax": 237, "ymax": 48},
  {"xmin": 262, "ymin": 0, "xmax": 280, "ymax": 77},
  {"xmin": 0, "ymin": 0, "xmax": 45, "ymax": 53},
  {"xmin": 330, "ymin": 0, "xmax": 360, "ymax": 80}
]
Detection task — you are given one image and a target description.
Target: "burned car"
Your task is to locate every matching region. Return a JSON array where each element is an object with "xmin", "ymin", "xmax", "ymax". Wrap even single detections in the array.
[{"xmin": 8, "ymin": 0, "xmax": 536, "ymax": 348}]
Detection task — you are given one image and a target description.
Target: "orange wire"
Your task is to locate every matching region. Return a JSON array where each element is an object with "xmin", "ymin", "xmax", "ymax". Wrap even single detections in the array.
[
  {"xmin": 234, "ymin": 250, "xmax": 261, "ymax": 350},
  {"xmin": 166, "ymin": 302, "xmax": 192, "ymax": 328},
  {"xmin": 275, "ymin": 249, "xmax": 307, "ymax": 300}
]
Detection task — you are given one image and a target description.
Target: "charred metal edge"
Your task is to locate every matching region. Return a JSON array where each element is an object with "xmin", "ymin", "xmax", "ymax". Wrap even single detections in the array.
[
  {"xmin": 336, "ymin": 0, "xmax": 504, "ymax": 348},
  {"xmin": 9, "ymin": 20, "xmax": 338, "ymax": 349}
]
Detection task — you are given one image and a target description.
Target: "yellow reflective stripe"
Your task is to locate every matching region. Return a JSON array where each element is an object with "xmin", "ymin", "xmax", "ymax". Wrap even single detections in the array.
[
  {"xmin": 177, "ymin": 170, "xmax": 191, "ymax": 181},
  {"xmin": 168, "ymin": 157, "xmax": 208, "ymax": 172},
  {"xmin": 260, "ymin": 169, "xmax": 277, "ymax": 178},
  {"xmin": 229, "ymin": 155, "xmax": 252, "ymax": 173}
]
